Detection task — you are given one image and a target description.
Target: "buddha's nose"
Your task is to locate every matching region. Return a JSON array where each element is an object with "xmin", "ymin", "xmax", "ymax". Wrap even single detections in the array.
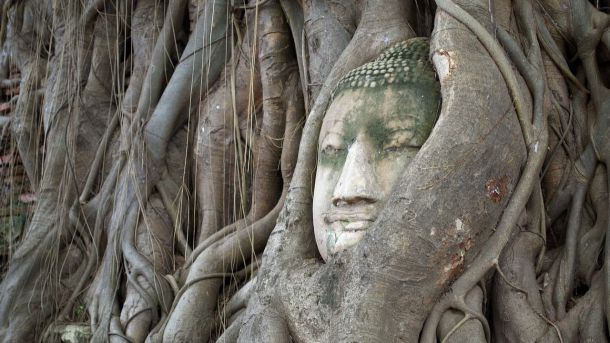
[{"xmin": 332, "ymin": 139, "xmax": 381, "ymax": 206}]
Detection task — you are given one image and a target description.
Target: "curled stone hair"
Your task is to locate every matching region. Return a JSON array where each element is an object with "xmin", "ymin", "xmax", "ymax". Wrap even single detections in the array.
[{"xmin": 331, "ymin": 37, "xmax": 438, "ymax": 99}]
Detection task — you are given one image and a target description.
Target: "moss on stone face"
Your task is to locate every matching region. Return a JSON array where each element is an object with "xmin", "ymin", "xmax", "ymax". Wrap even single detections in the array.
[
  {"xmin": 314, "ymin": 38, "xmax": 441, "ymax": 260},
  {"xmin": 319, "ymin": 37, "xmax": 440, "ymax": 170},
  {"xmin": 318, "ymin": 84, "xmax": 440, "ymax": 169}
]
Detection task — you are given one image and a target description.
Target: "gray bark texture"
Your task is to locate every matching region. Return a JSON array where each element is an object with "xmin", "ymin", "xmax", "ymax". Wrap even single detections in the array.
[{"xmin": 0, "ymin": 0, "xmax": 608, "ymax": 342}]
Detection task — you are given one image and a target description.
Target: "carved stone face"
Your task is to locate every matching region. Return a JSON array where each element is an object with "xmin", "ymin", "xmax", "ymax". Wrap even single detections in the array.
[{"xmin": 313, "ymin": 83, "xmax": 439, "ymax": 261}]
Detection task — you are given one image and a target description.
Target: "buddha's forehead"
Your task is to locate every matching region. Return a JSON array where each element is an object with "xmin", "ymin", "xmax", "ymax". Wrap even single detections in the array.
[
  {"xmin": 321, "ymin": 87, "xmax": 429, "ymax": 136},
  {"xmin": 320, "ymin": 37, "xmax": 441, "ymax": 146}
]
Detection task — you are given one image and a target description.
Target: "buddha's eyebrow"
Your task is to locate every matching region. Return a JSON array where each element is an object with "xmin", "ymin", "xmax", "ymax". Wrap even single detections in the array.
[
  {"xmin": 384, "ymin": 117, "xmax": 418, "ymax": 132},
  {"xmin": 319, "ymin": 130, "xmax": 346, "ymax": 147},
  {"xmin": 322, "ymin": 129, "xmax": 346, "ymax": 139},
  {"xmin": 385, "ymin": 127, "xmax": 416, "ymax": 134},
  {"xmin": 386, "ymin": 110, "xmax": 419, "ymax": 121}
]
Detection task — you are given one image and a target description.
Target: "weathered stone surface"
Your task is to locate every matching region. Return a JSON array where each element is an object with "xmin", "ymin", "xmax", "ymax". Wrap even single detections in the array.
[
  {"xmin": 314, "ymin": 37, "xmax": 441, "ymax": 260},
  {"xmin": 53, "ymin": 324, "xmax": 92, "ymax": 343}
]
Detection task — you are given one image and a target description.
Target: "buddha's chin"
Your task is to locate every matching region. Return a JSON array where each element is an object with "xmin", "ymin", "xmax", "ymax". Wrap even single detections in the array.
[{"xmin": 329, "ymin": 229, "xmax": 368, "ymax": 256}]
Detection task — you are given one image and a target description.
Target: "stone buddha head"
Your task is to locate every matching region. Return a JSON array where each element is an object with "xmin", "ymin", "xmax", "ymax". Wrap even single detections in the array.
[{"xmin": 313, "ymin": 38, "xmax": 441, "ymax": 261}]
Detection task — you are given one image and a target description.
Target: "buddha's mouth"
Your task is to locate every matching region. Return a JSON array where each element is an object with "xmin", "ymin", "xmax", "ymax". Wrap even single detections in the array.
[
  {"xmin": 342, "ymin": 220, "xmax": 372, "ymax": 231},
  {"xmin": 323, "ymin": 209, "xmax": 377, "ymax": 231}
]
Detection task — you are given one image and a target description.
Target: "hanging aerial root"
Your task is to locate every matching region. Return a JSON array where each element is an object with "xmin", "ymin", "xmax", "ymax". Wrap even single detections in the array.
[
  {"xmin": 0, "ymin": 2, "xmax": 112, "ymax": 339},
  {"xmin": 534, "ymin": 15, "xmax": 587, "ymax": 94},
  {"xmin": 90, "ymin": 0, "xmax": 234, "ymax": 339},
  {"xmin": 575, "ymin": 167, "xmax": 607, "ymax": 284},
  {"xmin": 11, "ymin": 59, "xmax": 45, "ymax": 191},
  {"xmin": 127, "ymin": 0, "xmax": 186, "ymax": 126},
  {"xmin": 119, "ymin": 195, "xmax": 175, "ymax": 343},
  {"xmin": 156, "ymin": 175, "xmax": 192, "ymax": 257},
  {"xmin": 88, "ymin": 136, "xmax": 161, "ymax": 341},
  {"xmin": 0, "ymin": 1, "xmax": 15, "ymax": 47},
  {"xmin": 563, "ymin": 0, "xmax": 610, "ymax": 332},
  {"xmin": 120, "ymin": 0, "xmax": 168, "ymax": 118},
  {"xmin": 162, "ymin": 2, "xmax": 304, "ymax": 340},
  {"xmin": 278, "ymin": 0, "xmax": 307, "ymax": 110},
  {"xmin": 161, "ymin": 196, "xmax": 285, "ymax": 342},
  {"xmin": 144, "ymin": 0, "xmax": 231, "ymax": 162},
  {"xmin": 120, "ymin": 187, "xmax": 174, "ymax": 325},
  {"xmin": 80, "ymin": 111, "xmax": 119, "ymax": 202},
  {"xmin": 56, "ymin": 160, "xmax": 123, "ymax": 326},
  {"xmin": 195, "ymin": 39, "xmax": 261, "ymax": 244},
  {"xmin": 549, "ymin": 146, "xmax": 596, "ymax": 319},
  {"xmin": 248, "ymin": 0, "xmax": 294, "ymax": 219}
]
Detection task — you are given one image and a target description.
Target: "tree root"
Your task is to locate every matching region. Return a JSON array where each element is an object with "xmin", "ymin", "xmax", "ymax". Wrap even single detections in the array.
[{"xmin": 422, "ymin": 0, "xmax": 550, "ymax": 340}]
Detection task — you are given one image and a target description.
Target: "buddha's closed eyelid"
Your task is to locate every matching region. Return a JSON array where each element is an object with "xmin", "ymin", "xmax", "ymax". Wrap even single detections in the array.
[
  {"xmin": 320, "ymin": 132, "xmax": 347, "ymax": 148},
  {"xmin": 318, "ymin": 133, "xmax": 350, "ymax": 166},
  {"xmin": 381, "ymin": 129, "xmax": 419, "ymax": 151},
  {"xmin": 320, "ymin": 142, "xmax": 346, "ymax": 156},
  {"xmin": 383, "ymin": 141, "xmax": 420, "ymax": 152}
]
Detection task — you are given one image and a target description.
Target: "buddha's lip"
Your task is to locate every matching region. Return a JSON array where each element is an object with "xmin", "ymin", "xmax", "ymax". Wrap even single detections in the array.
[{"xmin": 323, "ymin": 210, "xmax": 377, "ymax": 224}]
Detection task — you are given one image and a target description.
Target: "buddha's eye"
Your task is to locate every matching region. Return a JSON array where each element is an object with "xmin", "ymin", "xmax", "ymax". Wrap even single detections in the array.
[
  {"xmin": 383, "ymin": 143, "xmax": 403, "ymax": 152},
  {"xmin": 383, "ymin": 142, "xmax": 410, "ymax": 153},
  {"xmin": 382, "ymin": 130, "xmax": 418, "ymax": 153},
  {"xmin": 321, "ymin": 144, "xmax": 345, "ymax": 157},
  {"xmin": 382, "ymin": 140, "xmax": 421, "ymax": 153}
]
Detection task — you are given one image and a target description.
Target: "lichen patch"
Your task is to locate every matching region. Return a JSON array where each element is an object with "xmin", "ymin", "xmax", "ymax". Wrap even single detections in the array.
[{"xmin": 455, "ymin": 218, "xmax": 464, "ymax": 232}]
